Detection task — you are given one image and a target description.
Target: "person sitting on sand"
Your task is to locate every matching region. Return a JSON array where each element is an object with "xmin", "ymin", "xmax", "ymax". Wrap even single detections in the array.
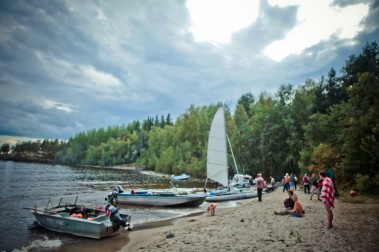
[
  {"xmin": 275, "ymin": 194, "xmax": 304, "ymax": 216},
  {"xmin": 283, "ymin": 190, "xmax": 295, "ymax": 209}
]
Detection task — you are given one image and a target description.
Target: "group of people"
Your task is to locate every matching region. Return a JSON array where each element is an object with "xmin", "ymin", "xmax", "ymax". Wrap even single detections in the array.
[
  {"xmin": 301, "ymin": 172, "xmax": 322, "ymax": 200},
  {"xmin": 281, "ymin": 172, "xmax": 299, "ymax": 192},
  {"xmin": 301, "ymin": 166, "xmax": 338, "ymax": 200},
  {"xmin": 275, "ymin": 169, "xmax": 336, "ymax": 229}
]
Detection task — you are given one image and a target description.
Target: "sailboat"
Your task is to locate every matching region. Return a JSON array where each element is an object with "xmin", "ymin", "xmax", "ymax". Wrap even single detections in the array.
[{"xmin": 205, "ymin": 108, "xmax": 258, "ymax": 202}]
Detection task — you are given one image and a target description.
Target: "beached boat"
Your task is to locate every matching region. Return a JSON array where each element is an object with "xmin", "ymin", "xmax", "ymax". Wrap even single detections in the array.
[
  {"xmin": 205, "ymin": 108, "xmax": 257, "ymax": 202},
  {"xmin": 24, "ymin": 196, "xmax": 132, "ymax": 239},
  {"xmin": 206, "ymin": 188, "xmax": 258, "ymax": 202},
  {"xmin": 171, "ymin": 173, "xmax": 191, "ymax": 181},
  {"xmin": 106, "ymin": 185, "xmax": 205, "ymax": 207}
]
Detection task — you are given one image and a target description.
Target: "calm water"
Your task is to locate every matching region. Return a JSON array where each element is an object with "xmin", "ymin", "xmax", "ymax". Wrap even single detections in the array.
[{"xmin": 0, "ymin": 161, "xmax": 229, "ymax": 252}]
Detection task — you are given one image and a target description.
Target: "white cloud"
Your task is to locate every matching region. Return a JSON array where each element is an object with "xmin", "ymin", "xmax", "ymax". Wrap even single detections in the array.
[
  {"xmin": 264, "ymin": 0, "xmax": 370, "ymax": 61},
  {"xmin": 41, "ymin": 99, "xmax": 76, "ymax": 113},
  {"xmin": 186, "ymin": 0, "xmax": 259, "ymax": 44},
  {"xmin": 80, "ymin": 65, "xmax": 122, "ymax": 88},
  {"xmin": 35, "ymin": 50, "xmax": 123, "ymax": 91}
]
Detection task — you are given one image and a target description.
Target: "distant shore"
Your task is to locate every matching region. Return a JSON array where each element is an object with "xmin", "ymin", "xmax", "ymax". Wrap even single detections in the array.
[{"xmin": 79, "ymin": 163, "xmax": 140, "ymax": 170}]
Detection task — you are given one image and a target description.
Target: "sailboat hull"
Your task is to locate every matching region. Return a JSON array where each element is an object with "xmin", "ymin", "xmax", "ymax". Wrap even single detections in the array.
[{"xmin": 205, "ymin": 191, "xmax": 258, "ymax": 202}]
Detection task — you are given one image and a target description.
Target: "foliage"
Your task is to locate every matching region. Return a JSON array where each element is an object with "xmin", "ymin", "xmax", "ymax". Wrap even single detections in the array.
[
  {"xmin": 354, "ymin": 174, "xmax": 375, "ymax": 194},
  {"xmin": 1, "ymin": 143, "xmax": 10, "ymax": 154},
  {"xmin": 310, "ymin": 143, "xmax": 338, "ymax": 172}
]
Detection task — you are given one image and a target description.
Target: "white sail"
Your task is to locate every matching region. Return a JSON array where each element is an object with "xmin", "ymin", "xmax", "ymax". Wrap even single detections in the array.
[{"xmin": 206, "ymin": 108, "xmax": 229, "ymax": 186}]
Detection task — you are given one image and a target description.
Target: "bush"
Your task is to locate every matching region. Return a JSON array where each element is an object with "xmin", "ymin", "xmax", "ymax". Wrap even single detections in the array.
[{"xmin": 354, "ymin": 173, "xmax": 375, "ymax": 193}]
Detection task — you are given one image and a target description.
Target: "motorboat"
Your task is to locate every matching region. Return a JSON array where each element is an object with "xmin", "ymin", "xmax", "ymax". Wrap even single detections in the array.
[
  {"xmin": 171, "ymin": 173, "xmax": 191, "ymax": 181},
  {"xmin": 24, "ymin": 195, "xmax": 132, "ymax": 239},
  {"xmin": 106, "ymin": 185, "xmax": 205, "ymax": 207}
]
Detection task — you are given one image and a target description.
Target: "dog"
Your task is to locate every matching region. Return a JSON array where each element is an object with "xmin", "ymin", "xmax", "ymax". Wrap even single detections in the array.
[{"xmin": 207, "ymin": 203, "xmax": 216, "ymax": 216}]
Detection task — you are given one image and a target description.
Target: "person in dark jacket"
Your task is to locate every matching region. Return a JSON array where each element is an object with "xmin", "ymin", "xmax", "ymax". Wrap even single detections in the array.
[{"xmin": 283, "ymin": 190, "xmax": 295, "ymax": 209}]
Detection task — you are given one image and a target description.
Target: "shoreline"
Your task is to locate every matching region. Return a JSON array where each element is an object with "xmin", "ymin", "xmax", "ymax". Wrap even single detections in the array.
[
  {"xmin": 50, "ymin": 187, "xmax": 379, "ymax": 252},
  {"xmin": 120, "ymin": 188, "xmax": 379, "ymax": 252}
]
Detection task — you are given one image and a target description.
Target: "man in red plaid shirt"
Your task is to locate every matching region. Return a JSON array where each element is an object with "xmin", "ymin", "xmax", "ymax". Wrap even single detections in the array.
[{"xmin": 320, "ymin": 171, "xmax": 335, "ymax": 229}]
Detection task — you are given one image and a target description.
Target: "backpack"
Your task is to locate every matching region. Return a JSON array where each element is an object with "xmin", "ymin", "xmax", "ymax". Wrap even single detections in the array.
[{"xmin": 303, "ymin": 176, "xmax": 309, "ymax": 184}]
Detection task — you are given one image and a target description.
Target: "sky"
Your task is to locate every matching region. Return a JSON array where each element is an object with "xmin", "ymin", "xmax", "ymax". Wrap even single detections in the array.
[{"xmin": 0, "ymin": 0, "xmax": 378, "ymax": 146}]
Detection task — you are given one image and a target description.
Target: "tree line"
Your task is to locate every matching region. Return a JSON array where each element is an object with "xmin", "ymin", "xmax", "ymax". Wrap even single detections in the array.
[{"xmin": 1, "ymin": 42, "xmax": 378, "ymax": 194}]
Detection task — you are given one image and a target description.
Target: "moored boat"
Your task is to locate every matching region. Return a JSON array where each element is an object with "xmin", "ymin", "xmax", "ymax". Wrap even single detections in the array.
[
  {"xmin": 24, "ymin": 196, "xmax": 132, "ymax": 239},
  {"xmin": 171, "ymin": 173, "xmax": 191, "ymax": 181},
  {"xmin": 106, "ymin": 185, "xmax": 205, "ymax": 207}
]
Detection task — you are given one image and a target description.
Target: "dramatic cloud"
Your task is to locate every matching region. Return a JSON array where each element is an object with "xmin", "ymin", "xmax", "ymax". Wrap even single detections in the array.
[
  {"xmin": 264, "ymin": 0, "xmax": 370, "ymax": 61},
  {"xmin": 0, "ymin": 0, "xmax": 378, "ymax": 145}
]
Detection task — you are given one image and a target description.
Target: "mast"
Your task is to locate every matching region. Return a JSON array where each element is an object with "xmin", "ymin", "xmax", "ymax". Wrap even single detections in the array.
[{"xmin": 226, "ymin": 133, "xmax": 239, "ymax": 174}]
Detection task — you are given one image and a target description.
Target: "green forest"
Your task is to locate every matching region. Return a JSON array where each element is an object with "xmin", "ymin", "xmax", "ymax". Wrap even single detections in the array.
[{"xmin": 1, "ymin": 42, "xmax": 378, "ymax": 194}]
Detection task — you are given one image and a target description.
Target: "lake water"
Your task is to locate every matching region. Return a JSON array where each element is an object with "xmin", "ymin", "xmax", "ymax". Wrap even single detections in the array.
[{"xmin": 0, "ymin": 161, "xmax": 235, "ymax": 251}]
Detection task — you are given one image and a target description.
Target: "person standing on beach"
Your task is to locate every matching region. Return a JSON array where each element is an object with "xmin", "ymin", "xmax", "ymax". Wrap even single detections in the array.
[
  {"xmin": 289, "ymin": 172, "xmax": 295, "ymax": 191},
  {"xmin": 255, "ymin": 173, "xmax": 264, "ymax": 202},
  {"xmin": 320, "ymin": 171, "xmax": 335, "ymax": 229},
  {"xmin": 302, "ymin": 173, "xmax": 310, "ymax": 194},
  {"xmin": 326, "ymin": 166, "xmax": 339, "ymax": 197},
  {"xmin": 282, "ymin": 173, "xmax": 290, "ymax": 192},
  {"xmin": 310, "ymin": 173, "xmax": 319, "ymax": 200},
  {"xmin": 270, "ymin": 175, "xmax": 275, "ymax": 186},
  {"xmin": 317, "ymin": 177, "xmax": 323, "ymax": 201}
]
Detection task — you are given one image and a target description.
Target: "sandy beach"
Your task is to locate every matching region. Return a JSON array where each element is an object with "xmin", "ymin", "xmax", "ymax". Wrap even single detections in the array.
[{"xmin": 121, "ymin": 188, "xmax": 379, "ymax": 252}]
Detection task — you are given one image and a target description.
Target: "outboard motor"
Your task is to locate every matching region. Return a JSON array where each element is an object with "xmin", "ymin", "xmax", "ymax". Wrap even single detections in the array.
[
  {"xmin": 105, "ymin": 203, "xmax": 131, "ymax": 231},
  {"xmin": 105, "ymin": 185, "xmax": 124, "ymax": 204},
  {"xmin": 114, "ymin": 185, "xmax": 124, "ymax": 194}
]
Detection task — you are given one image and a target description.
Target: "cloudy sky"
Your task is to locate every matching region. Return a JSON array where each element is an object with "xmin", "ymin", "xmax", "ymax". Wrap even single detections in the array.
[{"xmin": 0, "ymin": 0, "xmax": 378, "ymax": 145}]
